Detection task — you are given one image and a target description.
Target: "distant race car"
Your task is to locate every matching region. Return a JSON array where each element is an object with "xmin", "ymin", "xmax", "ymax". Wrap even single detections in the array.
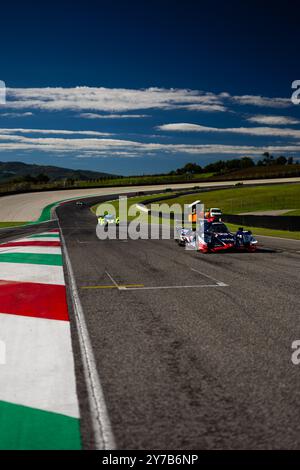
[
  {"xmin": 176, "ymin": 219, "xmax": 257, "ymax": 253},
  {"xmin": 76, "ymin": 201, "xmax": 86, "ymax": 207},
  {"xmin": 97, "ymin": 214, "xmax": 120, "ymax": 226}
]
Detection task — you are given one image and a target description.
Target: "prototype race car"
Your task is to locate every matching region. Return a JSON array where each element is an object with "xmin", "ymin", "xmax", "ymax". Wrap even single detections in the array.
[
  {"xmin": 97, "ymin": 214, "xmax": 120, "ymax": 226},
  {"xmin": 176, "ymin": 219, "xmax": 257, "ymax": 253}
]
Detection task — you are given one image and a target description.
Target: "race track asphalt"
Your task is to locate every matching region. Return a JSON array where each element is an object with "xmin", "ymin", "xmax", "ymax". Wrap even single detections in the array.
[
  {"xmin": 55, "ymin": 198, "xmax": 300, "ymax": 450},
  {"xmin": 1, "ymin": 197, "xmax": 300, "ymax": 450}
]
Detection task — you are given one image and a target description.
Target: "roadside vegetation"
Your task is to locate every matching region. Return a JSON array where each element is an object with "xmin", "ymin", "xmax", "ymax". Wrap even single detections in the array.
[
  {"xmin": 91, "ymin": 184, "xmax": 300, "ymax": 218},
  {"xmin": 91, "ymin": 183, "xmax": 300, "ymax": 240},
  {"xmin": 157, "ymin": 184, "xmax": 300, "ymax": 215},
  {"xmin": 226, "ymin": 223, "xmax": 300, "ymax": 241},
  {"xmin": 0, "ymin": 171, "xmax": 213, "ymax": 196},
  {"xmin": 1, "ymin": 153, "xmax": 299, "ymax": 196},
  {"xmin": 283, "ymin": 209, "xmax": 300, "ymax": 216}
]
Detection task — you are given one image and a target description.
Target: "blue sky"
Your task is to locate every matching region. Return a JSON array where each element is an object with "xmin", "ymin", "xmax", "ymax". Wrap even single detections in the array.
[{"xmin": 0, "ymin": 0, "xmax": 300, "ymax": 175}]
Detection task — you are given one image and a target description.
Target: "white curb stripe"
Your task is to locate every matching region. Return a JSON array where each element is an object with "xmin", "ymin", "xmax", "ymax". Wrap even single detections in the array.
[
  {"xmin": 0, "ymin": 312, "xmax": 80, "ymax": 418},
  {"xmin": 0, "ymin": 262, "xmax": 65, "ymax": 285},
  {"xmin": 13, "ymin": 237, "xmax": 61, "ymax": 243},
  {"xmin": 0, "ymin": 231, "xmax": 81, "ymax": 426},
  {"xmin": 0, "ymin": 246, "xmax": 62, "ymax": 255}
]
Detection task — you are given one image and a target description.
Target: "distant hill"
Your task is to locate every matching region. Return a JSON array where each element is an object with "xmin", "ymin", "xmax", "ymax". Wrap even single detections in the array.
[{"xmin": 0, "ymin": 161, "xmax": 117, "ymax": 182}]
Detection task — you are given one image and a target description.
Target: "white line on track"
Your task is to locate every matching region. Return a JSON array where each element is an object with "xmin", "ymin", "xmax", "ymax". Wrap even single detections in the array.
[
  {"xmin": 123, "ymin": 284, "xmax": 227, "ymax": 291},
  {"xmin": 105, "ymin": 271, "xmax": 126, "ymax": 290},
  {"xmin": 190, "ymin": 267, "xmax": 228, "ymax": 287},
  {"xmin": 58, "ymin": 221, "xmax": 116, "ymax": 450}
]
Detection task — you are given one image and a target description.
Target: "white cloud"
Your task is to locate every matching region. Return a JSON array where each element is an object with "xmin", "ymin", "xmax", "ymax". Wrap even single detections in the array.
[
  {"xmin": 0, "ymin": 80, "xmax": 6, "ymax": 104},
  {"xmin": 0, "ymin": 128, "xmax": 299, "ymax": 158},
  {"xmin": 157, "ymin": 122, "xmax": 300, "ymax": 138},
  {"xmin": 158, "ymin": 123, "xmax": 210, "ymax": 132},
  {"xmin": 5, "ymin": 87, "xmax": 225, "ymax": 113},
  {"xmin": 246, "ymin": 114, "xmax": 300, "ymax": 125},
  {"xmin": 0, "ymin": 87, "xmax": 292, "ymax": 117},
  {"xmin": 0, "ymin": 112, "xmax": 33, "ymax": 118},
  {"xmin": 0, "ymin": 127, "xmax": 110, "ymax": 136},
  {"xmin": 230, "ymin": 95, "xmax": 290, "ymax": 108},
  {"xmin": 78, "ymin": 113, "xmax": 149, "ymax": 119},
  {"xmin": 167, "ymin": 103, "xmax": 227, "ymax": 112}
]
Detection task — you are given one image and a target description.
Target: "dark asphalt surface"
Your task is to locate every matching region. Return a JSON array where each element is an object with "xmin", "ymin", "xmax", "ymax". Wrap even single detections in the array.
[
  {"xmin": 2, "ymin": 199, "xmax": 300, "ymax": 450},
  {"xmin": 55, "ymin": 198, "xmax": 300, "ymax": 450}
]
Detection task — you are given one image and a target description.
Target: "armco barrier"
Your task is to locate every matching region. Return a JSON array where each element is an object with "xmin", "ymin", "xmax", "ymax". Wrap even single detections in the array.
[{"xmin": 222, "ymin": 214, "xmax": 300, "ymax": 231}]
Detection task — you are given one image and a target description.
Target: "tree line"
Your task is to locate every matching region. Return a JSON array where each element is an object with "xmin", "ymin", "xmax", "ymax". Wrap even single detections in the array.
[{"xmin": 170, "ymin": 153, "xmax": 297, "ymax": 175}]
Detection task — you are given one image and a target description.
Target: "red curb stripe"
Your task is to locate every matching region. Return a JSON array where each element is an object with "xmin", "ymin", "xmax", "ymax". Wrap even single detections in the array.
[
  {"xmin": 0, "ymin": 281, "xmax": 69, "ymax": 321},
  {"xmin": 0, "ymin": 241, "xmax": 61, "ymax": 248}
]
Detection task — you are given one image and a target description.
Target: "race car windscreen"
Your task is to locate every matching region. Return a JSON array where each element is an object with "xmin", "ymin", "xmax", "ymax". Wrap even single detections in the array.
[{"xmin": 209, "ymin": 223, "xmax": 229, "ymax": 233}]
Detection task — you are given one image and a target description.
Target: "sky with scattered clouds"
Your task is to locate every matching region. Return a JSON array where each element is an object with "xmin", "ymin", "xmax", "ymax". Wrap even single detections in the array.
[{"xmin": 0, "ymin": 1, "xmax": 299, "ymax": 175}]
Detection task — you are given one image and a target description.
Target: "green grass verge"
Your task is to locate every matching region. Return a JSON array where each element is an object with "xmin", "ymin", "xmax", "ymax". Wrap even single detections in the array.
[
  {"xmin": 226, "ymin": 223, "xmax": 300, "ymax": 240},
  {"xmin": 0, "ymin": 172, "xmax": 215, "ymax": 196},
  {"xmin": 283, "ymin": 209, "xmax": 300, "ymax": 216},
  {"xmin": 90, "ymin": 187, "xmax": 300, "ymax": 239},
  {"xmin": 158, "ymin": 183, "xmax": 300, "ymax": 214},
  {"xmin": 36, "ymin": 193, "xmax": 97, "ymax": 223},
  {"xmin": 37, "ymin": 201, "xmax": 59, "ymax": 222},
  {"xmin": 157, "ymin": 186, "xmax": 300, "ymax": 239}
]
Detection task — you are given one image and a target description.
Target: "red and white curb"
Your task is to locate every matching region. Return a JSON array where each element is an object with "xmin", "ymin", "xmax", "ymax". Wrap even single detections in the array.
[{"xmin": 0, "ymin": 229, "xmax": 81, "ymax": 449}]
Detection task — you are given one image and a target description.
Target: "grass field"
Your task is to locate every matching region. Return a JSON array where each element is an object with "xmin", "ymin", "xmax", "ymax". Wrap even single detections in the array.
[
  {"xmin": 90, "ymin": 185, "xmax": 300, "ymax": 240},
  {"xmin": 283, "ymin": 209, "xmax": 300, "ymax": 216},
  {"xmin": 1, "ymin": 162, "xmax": 300, "ymax": 198},
  {"xmin": 226, "ymin": 223, "xmax": 300, "ymax": 240},
  {"xmin": 0, "ymin": 172, "xmax": 214, "ymax": 196},
  {"xmin": 157, "ymin": 183, "xmax": 300, "ymax": 214}
]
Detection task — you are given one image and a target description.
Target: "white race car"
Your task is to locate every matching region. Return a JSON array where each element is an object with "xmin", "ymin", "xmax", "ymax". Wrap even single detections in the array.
[{"xmin": 97, "ymin": 214, "xmax": 120, "ymax": 226}]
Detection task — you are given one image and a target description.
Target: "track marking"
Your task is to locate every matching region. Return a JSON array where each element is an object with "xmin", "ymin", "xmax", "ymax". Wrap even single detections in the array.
[
  {"xmin": 190, "ymin": 267, "xmax": 229, "ymax": 287},
  {"xmin": 0, "ymin": 313, "xmax": 79, "ymax": 418},
  {"xmin": 0, "ymin": 262, "xmax": 65, "ymax": 285},
  {"xmin": 122, "ymin": 283, "xmax": 228, "ymax": 291},
  {"xmin": 81, "ymin": 284, "xmax": 144, "ymax": 290},
  {"xmin": 105, "ymin": 271, "xmax": 121, "ymax": 290},
  {"xmin": 0, "ymin": 246, "xmax": 62, "ymax": 255},
  {"xmin": 58, "ymin": 222, "xmax": 116, "ymax": 450},
  {"xmin": 84, "ymin": 268, "xmax": 229, "ymax": 291}
]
